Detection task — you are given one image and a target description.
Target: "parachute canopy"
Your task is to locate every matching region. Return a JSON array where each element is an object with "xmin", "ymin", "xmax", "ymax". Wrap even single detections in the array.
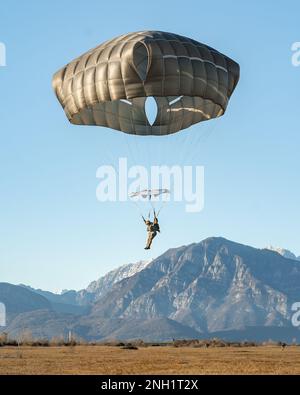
[
  {"xmin": 53, "ymin": 31, "xmax": 240, "ymax": 136},
  {"xmin": 129, "ymin": 189, "xmax": 170, "ymax": 200}
]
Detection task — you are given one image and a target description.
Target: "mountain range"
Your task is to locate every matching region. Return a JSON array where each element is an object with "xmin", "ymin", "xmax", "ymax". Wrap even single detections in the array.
[{"xmin": 1, "ymin": 237, "xmax": 300, "ymax": 342}]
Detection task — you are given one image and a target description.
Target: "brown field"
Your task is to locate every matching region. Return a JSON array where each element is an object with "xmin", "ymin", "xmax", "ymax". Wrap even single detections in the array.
[{"xmin": 1, "ymin": 345, "xmax": 300, "ymax": 375}]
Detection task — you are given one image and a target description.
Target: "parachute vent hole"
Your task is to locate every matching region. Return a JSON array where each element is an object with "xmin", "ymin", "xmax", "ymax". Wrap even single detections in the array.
[{"xmin": 145, "ymin": 97, "xmax": 158, "ymax": 126}]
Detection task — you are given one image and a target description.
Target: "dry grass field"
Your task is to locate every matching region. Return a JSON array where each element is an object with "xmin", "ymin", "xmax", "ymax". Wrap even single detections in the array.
[{"xmin": 1, "ymin": 345, "xmax": 300, "ymax": 375}]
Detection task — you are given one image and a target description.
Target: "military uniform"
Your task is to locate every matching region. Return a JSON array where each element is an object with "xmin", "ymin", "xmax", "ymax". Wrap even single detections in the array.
[{"xmin": 144, "ymin": 215, "xmax": 160, "ymax": 249}]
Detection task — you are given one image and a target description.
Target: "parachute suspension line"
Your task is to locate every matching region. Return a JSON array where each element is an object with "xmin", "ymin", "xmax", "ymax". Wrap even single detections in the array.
[
  {"xmin": 179, "ymin": 108, "xmax": 206, "ymax": 164},
  {"xmin": 118, "ymin": 53, "xmax": 134, "ymax": 167},
  {"xmin": 177, "ymin": 129, "xmax": 190, "ymax": 165},
  {"xmin": 183, "ymin": 123, "xmax": 211, "ymax": 166},
  {"xmin": 176, "ymin": 132, "xmax": 186, "ymax": 165},
  {"xmin": 171, "ymin": 123, "xmax": 191, "ymax": 166},
  {"xmin": 149, "ymin": 193, "xmax": 155, "ymax": 212},
  {"xmin": 100, "ymin": 132, "xmax": 121, "ymax": 179},
  {"xmin": 186, "ymin": 96, "xmax": 207, "ymax": 162},
  {"xmin": 188, "ymin": 121, "xmax": 218, "ymax": 164},
  {"xmin": 157, "ymin": 60, "xmax": 166, "ymax": 170},
  {"xmin": 142, "ymin": 84, "xmax": 150, "ymax": 173},
  {"xmin": 146, "ymin": 118, "xmax": 152, "ymax": 186},
  {"xmin": 132, "ymin": 104, "xmax": 143, "ymax": 167},
  {"xmin": 123, "ymin": 101, "xmax": 141, "ymax": 170},
  {"xmin": 131, "ymin": 199, "xmax": 144, "ymax": 218},
  {"xmin": 143, "ymin": 97, "xmax": 151, "ymax": 181},
  {"xmin": 180, "ymin": 128, "xmax": 201, "ymax": 164},
  {"xmin": 129, "ymin": 195, "xmax": 148, "ymax": 220},
  {"xmin": 174, "ymin": 95, "xmax": 188, "ymax": 164},
  {"xmin": 178, "ymin": 119, "xmax": 215, "ymax": 166},
  {"xmin": 181, "ymin": 126, "xmax": 201, "ymax": 164},
  {"xmin": 165, "ymin": 122, "xmax": 172, "ymax": 167},
  {"xmin": 122, "ymin": 130, "xmax": 138, "ymax": 169},
  {"xmin": 156, "ymin": 198, "xmax": 168, "ymax": 217}
]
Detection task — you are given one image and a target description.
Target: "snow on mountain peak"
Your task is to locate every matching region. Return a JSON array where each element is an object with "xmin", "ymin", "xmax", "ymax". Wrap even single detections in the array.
[
  {"xmin": 83, "ymin": 260, "xmax": 152, "ymax": 301},
  {"xmin": 265, "ymin": 246, "xmax": 300, "ymax": 261}
]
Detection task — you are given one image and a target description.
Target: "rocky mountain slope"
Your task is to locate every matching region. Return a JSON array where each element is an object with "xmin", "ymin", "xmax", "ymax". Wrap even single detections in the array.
[
  {"xmin": 76, "ymin": 260, "xmax": 151, "ymax": 305},
  {"xmin": 89, "ymin": 237, "xmax": 300, "ymax": 334},
  {"xmin": 2, "ymin": 238, "xmax": 300, "ymax": 341}
]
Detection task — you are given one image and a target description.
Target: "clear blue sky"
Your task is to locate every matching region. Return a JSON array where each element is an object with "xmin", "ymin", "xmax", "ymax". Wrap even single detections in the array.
[{"xmin": 0, "ymin": 0, "xmax": 299, "ymax": 292}]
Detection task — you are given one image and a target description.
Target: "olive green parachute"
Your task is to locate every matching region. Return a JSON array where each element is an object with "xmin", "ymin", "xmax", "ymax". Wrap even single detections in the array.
[{"xmin": 52, "ymin": 31, "xmax": 239, "ymax": 135}]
